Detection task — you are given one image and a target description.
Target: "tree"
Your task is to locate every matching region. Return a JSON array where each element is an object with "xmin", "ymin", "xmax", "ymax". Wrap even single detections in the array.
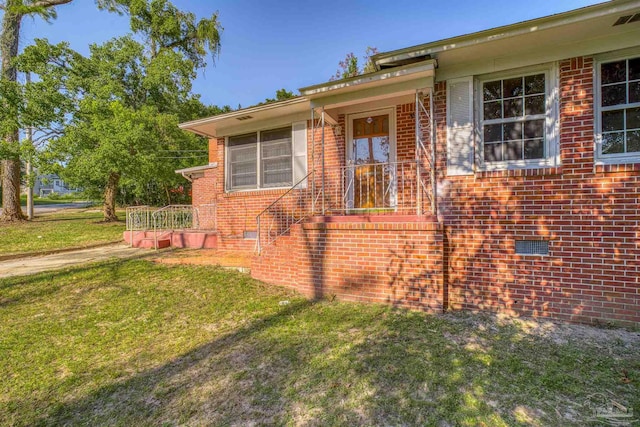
[
  {"xmin": 257, "ymin": 88, "xmax": 296, "ymax": 106},
  {"xmin": 7, "ymin": 0, "xmax": 223, "ymax": 221},
  {"xmin": 331, "ymin": 47, "xmax": 378, "ymax": 81},
  {"xmin": 0, "ymin": 0, "xmax": 126, "ymax": 221},
  {"xmin": 33, "ymin": 0, "xmax": 222, "ymax": 221}
]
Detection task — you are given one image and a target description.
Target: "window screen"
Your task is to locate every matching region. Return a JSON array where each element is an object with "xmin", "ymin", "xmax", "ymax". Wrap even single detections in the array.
[
  {"xmin": 261, "ymin": 127, "xmax": 292, "ymax": 187},
  {"xmin": 228, "ymin": 133, "xmax": 257, "ymax": 189}
]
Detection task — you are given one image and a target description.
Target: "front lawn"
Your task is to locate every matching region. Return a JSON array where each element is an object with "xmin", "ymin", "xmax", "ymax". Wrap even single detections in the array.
[
  {"xmin": 19, "ymin": 195, "xmax": 78, "ymax": 206},
  {"xmin": 0, "ymin": 260, "xmax": 638, "ymax": 426},
  {"xmin": 0, "ymin": 209, "xmax": 123, "ymax": 256}
]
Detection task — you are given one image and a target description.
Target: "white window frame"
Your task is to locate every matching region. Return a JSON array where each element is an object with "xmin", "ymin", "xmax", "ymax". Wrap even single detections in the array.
[
  {"xmin": 594, "ymin": 48, "xmax": 640, "ymax": 165},
  {"xmin": 225, "ymin": 126, "xmax": 294, "ymax": 192},
  {"xmin": 475, "ymin": 63, "xmax": 560, "ymax": 171}
]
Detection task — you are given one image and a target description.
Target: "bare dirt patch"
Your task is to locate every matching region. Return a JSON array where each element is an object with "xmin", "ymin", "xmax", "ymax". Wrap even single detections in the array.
[{"xmin": 153, "ymin": 249, "xmax": 253, "ymax": 269}]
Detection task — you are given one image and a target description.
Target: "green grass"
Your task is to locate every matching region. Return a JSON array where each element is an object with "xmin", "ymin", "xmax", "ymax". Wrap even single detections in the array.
[
  {"xmin": 19, "ymin": 194, "xmax": 85, "ymax": 206},
  {"xmin": 0, "ymin": 260, "xmax": 637, "ymax": 426},
  {"xmin": 0, "ymin": 209, "xmax": 123, "ymax": 256}
]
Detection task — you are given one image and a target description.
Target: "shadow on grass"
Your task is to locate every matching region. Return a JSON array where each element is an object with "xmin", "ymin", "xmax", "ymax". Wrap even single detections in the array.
[
  {"xmin": 0, "ymin": 255, "xmax": 155, "ymax": 308},
  {"xmin": 4, "ymin": 266, "xmax": 635, "ymax": 426},
  {"xmin": 34, "ymin": 299, "xmax": 317, "ymax": 426}
]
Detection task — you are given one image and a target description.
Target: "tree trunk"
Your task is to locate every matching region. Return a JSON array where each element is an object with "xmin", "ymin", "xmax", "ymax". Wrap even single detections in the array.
[
  {"xmin": 103, "ymin": 172, "xmax": 120, "ymax": 221},
  {"xmin": 0, "ymin": 5, "xmax": 25, "ymax": 221},
  {"xmin": 164, "ymin": 185, "xmax": 171, "ymax": 205},
  {"xmin": 0, "ymin": 159, "xmax": 24, "ymax": 221}
]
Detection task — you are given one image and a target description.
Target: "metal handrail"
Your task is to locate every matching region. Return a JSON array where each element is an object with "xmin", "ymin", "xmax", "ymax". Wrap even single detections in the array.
[
  {"xmin": 126, "ymin": 206, "xmax": 153, "ymax": 247},
  {"xmin": 256, "ymin": 172, "xmax": 313, "ymax": 254},
  {"xmin": 125, "ymin": 204, "xmax": 204, "ymax": 249},
  {"xmin": 151, "ymin": 205, "xmax": 198, "ymax": 250}
]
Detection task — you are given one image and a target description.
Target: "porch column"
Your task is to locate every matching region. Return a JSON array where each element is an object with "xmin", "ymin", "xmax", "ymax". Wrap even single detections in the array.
[
  {"xmin": 429, "ymin": 87, "xmax": 437, "ymax": 218},
  {"xmin": 321, "ymin": 107, "xmax": 326, "ymax": 216}
]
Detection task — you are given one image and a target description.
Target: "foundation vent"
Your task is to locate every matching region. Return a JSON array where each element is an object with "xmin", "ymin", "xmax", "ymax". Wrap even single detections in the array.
[{"xmin": 515, "ymin": 240, "xmax": 549, "ymax": 256}]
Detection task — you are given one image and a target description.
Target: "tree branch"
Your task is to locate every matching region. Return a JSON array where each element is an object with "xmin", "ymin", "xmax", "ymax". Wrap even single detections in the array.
[{"xmin": 29, "ymin": 0, "xmax": 73, "ymax": 8}]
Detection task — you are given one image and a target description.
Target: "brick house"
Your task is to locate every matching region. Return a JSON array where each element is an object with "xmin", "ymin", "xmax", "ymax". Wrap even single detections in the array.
[{"xmin": 177, "ymin": 1, "xmax": 640, "ymax": 326}]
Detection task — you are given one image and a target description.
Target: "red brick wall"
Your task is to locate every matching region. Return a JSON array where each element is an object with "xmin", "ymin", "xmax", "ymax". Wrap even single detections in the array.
[
  {"xmin": 193, "ymin": 56, "xmax": 639, "ymax": 326},
  {"xmin": 438, "ymin": 57, "xmax": 640, "ymax": 326},
  {"xmin": 193, "ymin": 107, "xmax": 419, "ymax": 248},
  {"xmin": 252, "ymin": 218, "xmax": 444, "ymax": 311}
]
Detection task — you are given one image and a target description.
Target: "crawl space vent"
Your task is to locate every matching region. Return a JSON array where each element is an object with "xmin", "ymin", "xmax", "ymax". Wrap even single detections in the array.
[
  {"xmin": 243, "ymin": 231, "xmax": 257, "ymax": 239},
  {"xmin": 515, "ymin": 240, "xmax": 549, "ymax": 256}
]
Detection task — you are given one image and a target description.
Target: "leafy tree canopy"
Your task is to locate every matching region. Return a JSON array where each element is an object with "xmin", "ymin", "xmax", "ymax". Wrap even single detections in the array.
[
  {"xmin": 0, "ymin": 0, "xmax": 223, "ymax": 221},
  {"xmin": 15, "ymin": 0, "xmax": 226, "ymax": 221},
  {"xmin": 331, "ymin": 47, "xmax": 378, "ymax": 81}
]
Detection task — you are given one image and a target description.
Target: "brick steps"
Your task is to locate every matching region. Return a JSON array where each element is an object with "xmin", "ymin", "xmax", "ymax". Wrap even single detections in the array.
[
  {"xmin": 123, "ymin": 230, "xmax": 218, "ymax": 249},
  {"xmin": 137, "ymin": 237, "xmax": 171, "ymax": 249}
]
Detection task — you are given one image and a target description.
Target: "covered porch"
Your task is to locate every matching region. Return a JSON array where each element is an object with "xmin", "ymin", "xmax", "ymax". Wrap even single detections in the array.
[{"xmin": 257, "ymin": 58, "xmax": 438, "ymax": 253}]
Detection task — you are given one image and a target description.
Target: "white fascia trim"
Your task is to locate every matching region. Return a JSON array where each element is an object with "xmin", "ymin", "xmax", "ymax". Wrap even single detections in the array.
[
  {"xmin": 299, "ymin": 60, "xmax": 436, "ymax": 96},
  {"xmin": 374, "ymin": 0, "xmax": 640, "ymax": 67},
  {"xmin": 175, "ymin": 163, "xmax": 218, "ymax": 181}
]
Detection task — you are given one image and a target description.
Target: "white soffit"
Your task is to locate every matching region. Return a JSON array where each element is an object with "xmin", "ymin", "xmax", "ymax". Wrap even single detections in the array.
[{"xmin": 178, "ymin": 98, "xmax": 310, "ymax": 138}]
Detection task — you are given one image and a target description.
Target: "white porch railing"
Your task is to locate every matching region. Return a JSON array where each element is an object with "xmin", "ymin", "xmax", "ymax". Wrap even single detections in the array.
[
  {"xmin": 126, "ymin": 206, "xmax": 153, "ymax": 248},
  {"xmin": 321, "ymin": 160, "xmax": 430, "ymax": 214},
  {"xmin": 151, "ymin": 205, "xmax": 199, "ymax": 249}
]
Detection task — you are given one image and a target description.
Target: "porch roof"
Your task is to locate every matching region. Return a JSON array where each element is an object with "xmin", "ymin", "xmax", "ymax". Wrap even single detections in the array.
[
  {"xmin": 299, "ymin": 59, "xmax": 436, "ymax": 110},
  {"xmin": 178, "ymin": 97, "xmax": 310, "ymax": 138}
]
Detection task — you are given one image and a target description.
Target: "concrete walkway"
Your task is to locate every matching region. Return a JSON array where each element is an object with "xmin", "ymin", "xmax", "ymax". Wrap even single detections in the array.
[
  {"xmin": 34, "ymin": 202, "xmax": 93, "ymax": 214},
  {"xmin": 2, "ymin": 202, "xmax": 94, "ymax": 216},
  {"xmin": 0, "ymin": 244, "xmax": 145, "ymax": 279}
]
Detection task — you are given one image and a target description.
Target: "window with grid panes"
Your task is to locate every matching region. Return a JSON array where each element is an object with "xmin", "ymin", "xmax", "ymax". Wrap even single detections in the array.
[
  {"xmin": 597, "ymin": 56, "xmax": 640, "ymax": 158},
  {"xmin": 481, "ymin": 73, "xmax": 547, "ymax": 163}
]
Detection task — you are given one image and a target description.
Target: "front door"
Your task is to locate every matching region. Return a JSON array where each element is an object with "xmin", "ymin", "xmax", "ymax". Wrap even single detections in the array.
[{"xmin": 347, "ymin": 111, "xmax": 395, "ymax": 210}]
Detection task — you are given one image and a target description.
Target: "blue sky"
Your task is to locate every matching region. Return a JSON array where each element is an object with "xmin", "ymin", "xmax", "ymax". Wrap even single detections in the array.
[{"xmin": 20, "ymin": 0, "xmax": 603, "ymax": 109}]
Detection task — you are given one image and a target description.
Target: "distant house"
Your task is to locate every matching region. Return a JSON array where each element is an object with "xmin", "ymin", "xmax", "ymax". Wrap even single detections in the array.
[
  {"xmin": 31, "ymin": 174, "xmax": 81, "ymax": 197},
  {"xmin": 161, "ymin": 1, "xmax": 640, "ymax": 326}
]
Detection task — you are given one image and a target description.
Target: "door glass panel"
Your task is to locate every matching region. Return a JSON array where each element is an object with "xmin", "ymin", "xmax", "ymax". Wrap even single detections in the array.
[{"xmin": 350, "ymin": 115, "xmax": 392, "ymax": 210}]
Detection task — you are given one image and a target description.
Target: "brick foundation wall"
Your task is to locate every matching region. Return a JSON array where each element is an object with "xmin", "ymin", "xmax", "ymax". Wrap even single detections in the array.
[
  {"xmin": 438, "ymin": 57, "xmax": 640, "ymax": 326},
  {"xmin": 252, "ymin": 218, "xmax": 444, "ymax": 311}
]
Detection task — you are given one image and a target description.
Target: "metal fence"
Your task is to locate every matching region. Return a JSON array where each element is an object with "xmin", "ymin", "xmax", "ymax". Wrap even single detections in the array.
[{"xmin": 125, "ymin": 204, "xmax": 205, "ymax": 249}]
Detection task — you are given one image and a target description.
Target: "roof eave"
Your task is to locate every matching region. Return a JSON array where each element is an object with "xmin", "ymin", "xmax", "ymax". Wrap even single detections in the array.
[
  {"xmin": 299, "ymin": 59, "xmax": 437, "ymax": 97},
  {"xmin": 373, "ymin": 0, "xmax": 640, "ymax": 67},
  {"xmin": 179, "ymin": 97, "xmax": 308, "ymax": 132}
]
